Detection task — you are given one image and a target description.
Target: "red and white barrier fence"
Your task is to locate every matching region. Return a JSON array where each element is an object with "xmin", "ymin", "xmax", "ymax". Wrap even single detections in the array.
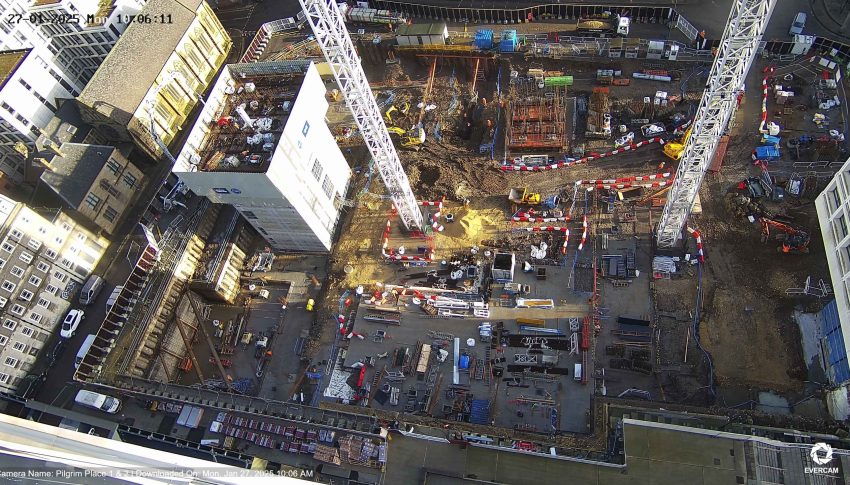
[
  {"xmin": 419, "ymin": 200, "xmax": 444, "ymax": 232},
  {"xmin": 500, "ymin": 137, "xmax": 665, "ymax": 172},
  {"xmin": 758, "ymin": 66, "xmax": 774, "ymax": 134},
  {"xmin": 513, "ymin": 226, "xmax": 569, "ymax": 233},
  {"xmin": 512, "ymin": 212, "xmax": 572, "ymax": 223},
  {"xmin": 588, "ymin": 179, "xmax": 672, "ymax": 190},
  {"xmin": 578, "ymin": 216, "xmax": 588, "ymax": 251},
  {"xmin": 687, "ymin": 227, "xmax": 705, "ymax": 263},
  {"xmin": 577, "ymin": 172, "xmax": 671, "ymax": 185}
]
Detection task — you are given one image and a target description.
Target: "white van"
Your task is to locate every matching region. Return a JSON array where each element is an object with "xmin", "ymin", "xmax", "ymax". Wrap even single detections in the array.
[
  {"xmin": 75, "ymin": 334, "xmax": 96, "ymax": 369},
  {"xmin": 74, "ymin": 389, "xmax": 121, "ymax": 414},
  {"xmin": 789, "ymin": 12, "xmax": 806, "ymax": 36},
  {"xmin": 79, "ymin": 275, "xmax": 104, "ymax": 306},
  {"xmin": 574, "ymin": 363, "xmax": 583, "ymax": 382}
]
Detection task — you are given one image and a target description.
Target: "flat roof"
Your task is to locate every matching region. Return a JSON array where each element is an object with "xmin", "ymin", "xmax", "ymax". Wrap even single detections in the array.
[
  {"xmin": 77, "ymin": 0, "xmax": 204, "ymax": 126},
  {"xmin": 397, "ymin": 22, "xmax": 447, "ymax": 36},
  {"xmin": 40, "ymin": 143, "xmax": 115, "ymax": 207},
  {"xmin": 194, "ymin": 71, "xmax": 306, "ymax": 174},
  {"xmin": 0, "ymin": 49, "xmax": 30, "ymax": 90}
]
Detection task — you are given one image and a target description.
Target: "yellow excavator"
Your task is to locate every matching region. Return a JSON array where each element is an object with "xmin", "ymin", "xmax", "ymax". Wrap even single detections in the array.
[
  {"xmin": 662, "ymin": 126, "xmax": 691, "ymax": 160},
  {"xmin": 387, "ymin": 125, "xmax": 425, "ymax": 151},
  {"xmin": 384, "ymin": 102, "xmax": 410, "ymax": 125}
]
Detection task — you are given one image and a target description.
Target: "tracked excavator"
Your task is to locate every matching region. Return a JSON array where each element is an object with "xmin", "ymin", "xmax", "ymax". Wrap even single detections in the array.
[
  {"xmin": 387, "ymin": 125, "xmax": 425, "ymax": 151},
  {"xmin": 662, "ymin": 126, "xmax": 692, "ymax": 160},
  {"xmin": 759, "ymin": 218, "xmax": 810, "ymax": 253}
]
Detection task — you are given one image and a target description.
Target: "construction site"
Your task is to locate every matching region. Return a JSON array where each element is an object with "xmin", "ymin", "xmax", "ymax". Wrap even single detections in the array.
[
  {"xmin": 288, "ymin": 1, "xmax": 846, "ymax": 448},
  {"xmin": 58, "ymin": 0, "xmax": 850, "ymax": 476}
]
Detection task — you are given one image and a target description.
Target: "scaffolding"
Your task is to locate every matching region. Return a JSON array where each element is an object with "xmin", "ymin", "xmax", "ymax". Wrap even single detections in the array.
[{"xmin": 507, "ymin": 85, "xmax": 567, "ymax": 150}]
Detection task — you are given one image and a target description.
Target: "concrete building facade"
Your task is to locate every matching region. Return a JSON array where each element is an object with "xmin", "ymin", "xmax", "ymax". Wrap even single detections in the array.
[
  {"xmin": 816, "ymin": 157, "xmax": 850, "ymax": 419},
  {"xmin": 0, "ymin": 0, "xmax": 145, "ymax": 185},
  {"xmin": 0, "ymin": 194, "xmax": 108, "ymax": 393},
  {"xmin": 77, "ymin": 0, "xmax": 231, "ymax": 162},
  {"xmin": 0, "ymin": 48, "xmax": 71, "ymax": 184},
  {"xmin": 174, "ymin": 61, "xmax": 351, "ymax": 252}
]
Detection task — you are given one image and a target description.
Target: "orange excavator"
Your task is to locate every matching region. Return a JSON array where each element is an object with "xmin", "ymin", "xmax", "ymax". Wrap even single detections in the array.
[{"xmin": 759, "ymin": 218, "xmax": 810, "ymax": 253}]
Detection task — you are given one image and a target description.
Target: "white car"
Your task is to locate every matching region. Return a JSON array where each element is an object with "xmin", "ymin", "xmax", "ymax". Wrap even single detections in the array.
[{"xmin": 60, "ymin": 310, "xmax": 84, "ymax": 339}]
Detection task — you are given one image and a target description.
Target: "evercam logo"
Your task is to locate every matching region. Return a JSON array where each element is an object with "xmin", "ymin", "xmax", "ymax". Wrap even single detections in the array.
[{"xmin": 805, "ymin": 442, "xmax": 838, "ymax": 474}]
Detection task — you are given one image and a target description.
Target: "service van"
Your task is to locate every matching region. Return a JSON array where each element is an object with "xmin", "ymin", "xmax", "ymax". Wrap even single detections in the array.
[
  {"xmin": 79, "ymin": 275, "xmax": 104, "ymax": 306},
  {"xmin": 74, "ymin": 389, "xmax": 121, "ymax": 414}
]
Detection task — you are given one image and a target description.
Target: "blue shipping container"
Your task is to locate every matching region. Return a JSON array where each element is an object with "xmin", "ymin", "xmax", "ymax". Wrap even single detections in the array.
[
  {"xmin": 474, "ymin": 29, "xmax": 494, "ymax": 49},
  {"xmin": 500, "ymin": 30, "xmax": 517, "ymax": 52},
  {"xmin": 753, "ymin": 146, "xmax": 780, "ymax": 161}
]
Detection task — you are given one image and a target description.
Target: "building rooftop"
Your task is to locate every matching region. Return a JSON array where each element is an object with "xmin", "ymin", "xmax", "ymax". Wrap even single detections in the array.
[
  {"xmin": 396, "ymin": 22, "xmax": 447, "ymax": 36},
  {"xmin": 194, "ymin": 71, "xmax": 306, "ymax": 174},
  {"xmin": 0, "ymin": 49, "xmax": 30, "ymax": 90},
  {"xmin": 36, "ymin": 100, "xmax": 92, "ymax": 152},
  {"xmin": 77, "ymin": 0, "xmax": 204, "ymax": 126},
  {"xmin": 40, "ymin": 143, "xmax": 115, "ymax": 207}
]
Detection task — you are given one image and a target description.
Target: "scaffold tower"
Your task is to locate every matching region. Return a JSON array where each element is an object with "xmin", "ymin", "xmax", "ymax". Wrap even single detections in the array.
[
  {"xmin": 300, "ymin": 0, "xmax": 424, "ymax": 231},
  {"xmin": 656, "ymin": 0, "xmax": 776, "ymax": 247}
]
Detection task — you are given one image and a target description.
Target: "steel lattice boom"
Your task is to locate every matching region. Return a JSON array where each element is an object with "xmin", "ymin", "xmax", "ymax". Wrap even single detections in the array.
[
  {"xmin": 299, "ymin": 0, "xmax": 424, "ymax": 231},
  {"xmin": 656, "ymin": 0, "xmax": 776, "ymax": 247}
]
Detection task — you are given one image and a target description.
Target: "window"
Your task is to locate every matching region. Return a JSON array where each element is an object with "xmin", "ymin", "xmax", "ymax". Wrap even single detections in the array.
[
  {"xmin": 9, "ymin": 304, "xmax": 25, "ymax": 316},
  {"xmin": 45, "ymin": 249, "xmax": 57, "ymax": 260},
  {"xmin": 54, "ymin": 237, "xmax": 64, "ymax": 245},
  {"xmin": 212, "ymin": 188, "xmax": 229, "ymax": 194},
  {"xmin": 311, "ymin": 159, "xmax": 323, "ymax": 181},
  {"xmin": 12, "ymin": 342, "xmax": 24, "ymax": 352},
  {"xmin": 123, "ymin": 172, "xmax": 137, "ymax": 188},
  {"xmin": 18, "ymin": 290, "xmax": 32, "ymax": 301},
  {"xmin": 27, "ymin": 312, "xmax": 41, "ymax": 324},
  {"xmin": 10, "ymin": 266, "xmax": 23, "ymax": 278},
  {"xmin": 105, "ymin": 158, "xmax": 121, "ymax": 175},
  {"xmin": 9, "ymin": 229, "xmax": 22, "ymax": 241},
  {"xmin": 20, "ymin": 327, "xmax": 32, "ymax": 337},
  {"xmin": 26, "ymin": 239, "xmax": 41, "ymax": 251},
  {"xmin": 1, "ymin": 281, "xmax": 16, "ymax": 293},
  {"xmin": 302, "ymin": 121, "xmax": 310, "ymax": 137},
  {"xmin": 0, "ymin": 296, "xmax": 5, "ymax": 308},
  {"xmin": 61, "ymin": 222, "xmax": 72, "ymax": 232},
  {"xmin": 45, "ymin": 284, "xmax": 58, "ymax": 295},
  {"xmin": 1, "ymin": 242, "xmax": 13, "ymax": 253},
  {"xmin": 27, "ymin": 275, "xmax": 41, "ymax": 286},
  {"xmin": 0, "ymin": 373, "xmax": 8, "ymax": 383},
  {"xmin": 84, "ymin": 193, "xmax": 101, "ymax": 210},
  {"xmin": 243, "ymin": 211, "xmax": 258, "ymax": 220},
  {"xmin": 53, "ymin": 271, "xmax": 66, "ymax": 282},
  {"xmin": 0, "ymin": 258, "xmax": 5, "ymax": 269},
  {"xmin": 103, "ymin": 206, "xmax": 118, "ymax": 222},
  {"xmin": 4, "ymin": 357, "xmax": 18, "ymax": 368},
  {"xmin": 36, "ymin": 298, "xmax": 49, "ymax": 309},
  {"xmin": 18, "ymin": 252, "xmax": 32, "ymax": 264},
  {"xmin": 2, "ymin": 320, "xmax": 15, "ymax": 331},
  {"xmin": 61, "ymin": 258, "xmax": 73, "ymax": 269},
  {"xmin": 76, "ymin": 233, "xmax": 86, "ymax": 242},
  {"xmin": 0, "ymin": 336, "xmax": 6, "ymax": 346},
  {"xmin": 36, "ymin": 262, "xmax": 49, "ymax": 273},
  {"xmin": 321, "ymin": 175, "xmax": 334, "ymax": 198}
]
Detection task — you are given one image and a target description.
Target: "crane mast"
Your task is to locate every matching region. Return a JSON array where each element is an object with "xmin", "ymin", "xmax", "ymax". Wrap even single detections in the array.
[
  {"xmin": 299, "ymin": 0, "xmax": 424, "ymax": 231},
  {"xmin": 656, "ymin": 0, "xmax": 776, "ymax": 247}
]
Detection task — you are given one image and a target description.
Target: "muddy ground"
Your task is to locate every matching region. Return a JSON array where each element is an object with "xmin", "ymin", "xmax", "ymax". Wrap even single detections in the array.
[{"xmin": 314, "ymin": 50, "xmax": 839, "ymax": 420}]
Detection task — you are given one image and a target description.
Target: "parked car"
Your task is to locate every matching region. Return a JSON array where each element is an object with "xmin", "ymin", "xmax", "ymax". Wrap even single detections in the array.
[
  {"xmin": 60, "ymin": 309, "xmax": 84, "ymax": 339},
  {"xmin": 79, "ymin": 275, "xmax": 104, "ymax": 306},
  {"xmin": 106, "ymin": 286, "xmax": 123, "ymax": 312},
  {"xmin": 789, "ymin": 12, "xmax": 806, "ymax": 35},
  {"xmin": 74, "ymin": 390, "xmax": 121, "ymax": 414}
]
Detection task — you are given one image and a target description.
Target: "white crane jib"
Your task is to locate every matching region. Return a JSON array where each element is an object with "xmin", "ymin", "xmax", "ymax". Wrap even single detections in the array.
[
  {"xmin": 656, "ymin": 0, "xmax": 777, "ymax": 248},
  {"xmin": 299, "ymin": 0, "xmax": 424, "ymax": 231}
]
